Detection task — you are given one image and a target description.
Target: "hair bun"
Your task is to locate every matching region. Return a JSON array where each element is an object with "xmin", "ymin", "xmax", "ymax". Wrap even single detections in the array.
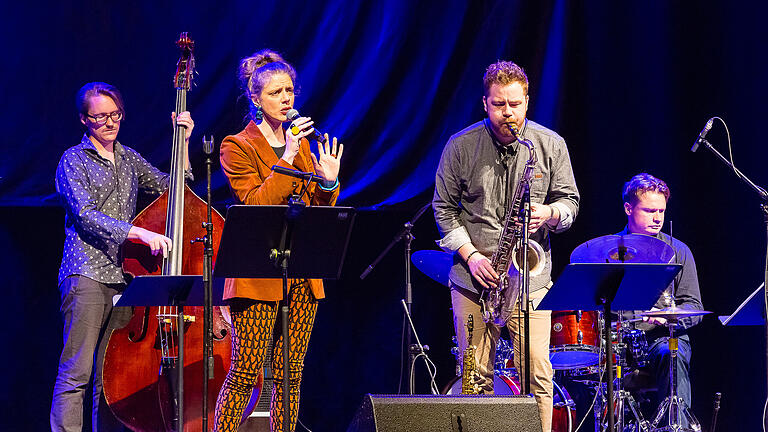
[
  {"xmin": 251, "ymin": 50, "xmax": 285, "ymax": 69},
  {"xmin": 239, "ymin": 49, "xmax": 286, "ymax": 89}
]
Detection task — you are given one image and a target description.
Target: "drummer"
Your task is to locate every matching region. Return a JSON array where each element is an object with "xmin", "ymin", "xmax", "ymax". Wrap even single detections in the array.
[{"xmin": 619, "ymin": 173, "xmax": 704, "ymax": 417}]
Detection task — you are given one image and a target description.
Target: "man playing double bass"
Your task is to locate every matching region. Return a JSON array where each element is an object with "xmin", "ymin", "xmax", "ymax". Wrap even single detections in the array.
[{"xmin": 51, "ymin": 82, "xmax": 194, "ymax": 431}]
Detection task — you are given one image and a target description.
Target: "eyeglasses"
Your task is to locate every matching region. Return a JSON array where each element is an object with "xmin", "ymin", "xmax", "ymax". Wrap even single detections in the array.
[{"xmin": 86, "ymin": 111, "xmax": 123, "ymax": 125}]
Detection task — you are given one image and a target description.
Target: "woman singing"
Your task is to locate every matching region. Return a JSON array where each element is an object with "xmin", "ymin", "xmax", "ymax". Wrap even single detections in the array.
[{"xmin": 214, "ymin": 50, "xmax": 342, "ymax": 432}]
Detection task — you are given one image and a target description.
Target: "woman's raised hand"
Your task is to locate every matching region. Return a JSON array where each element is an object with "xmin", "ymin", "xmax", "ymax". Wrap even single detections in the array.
[{"xmin": 311, "ymin": 134, "xmax": 343, "ymax": 182}]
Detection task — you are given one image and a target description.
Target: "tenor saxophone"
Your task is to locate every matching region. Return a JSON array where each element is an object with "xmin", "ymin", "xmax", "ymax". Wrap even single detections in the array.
[
  {"xmin": 461, "ymin": 314, "xmax": 480, "ymax": 394},
  {"xmin": 480, "ymin": 123, "xmax": 546, "ymax": 326}
]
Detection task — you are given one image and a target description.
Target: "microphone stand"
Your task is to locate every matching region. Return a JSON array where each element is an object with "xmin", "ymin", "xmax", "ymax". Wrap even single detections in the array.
[
  {"xmin": 360, "ymin": 202, "xmax": 432, "ymax": 394},
  {"xmin": 400, "ymin": 299, "xmax": 439, "ymax": 395},
  {"xmin": 693, "ymin": 137, "xmax": 768, "ymax": 430},
  {"xmin": 269, "ymin": 165, "xmax": 320, "ymax": 432},
  {"xmin": 520, "ymin": 183, "xmax": 532, "ymax": 396},
  {"xmin": 194, "ymin": 136, "xmax": 216, "ymax": 432},
  {"xmin": 710, "ymin": 392, "xmax": 721, "ymax": 432},
  {"xmin": 512, "ymin": 125, "xmax": 536, "ymax": 398}
]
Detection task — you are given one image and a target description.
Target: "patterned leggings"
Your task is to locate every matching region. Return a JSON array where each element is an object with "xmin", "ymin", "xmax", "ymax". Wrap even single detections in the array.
[{"xmin": 214, "ymin": 280, "xmax": 317, "ymax": 432}]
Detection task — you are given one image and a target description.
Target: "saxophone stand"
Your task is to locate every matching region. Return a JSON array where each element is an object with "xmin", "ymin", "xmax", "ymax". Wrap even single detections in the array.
[
  {"xmin": 641, "ymin": 308, "xmax": 710, "ymax": 432},
  {"xmin": 213, "ymin": 204, "xmax": 355, "ymax": 432},
  {"xmin": 539, "ymin": 261, "xmax": 682, "ymax": 432},
  {"xmin": 359, "ymin": 201, "xmax": 433, "ymax": 394}
]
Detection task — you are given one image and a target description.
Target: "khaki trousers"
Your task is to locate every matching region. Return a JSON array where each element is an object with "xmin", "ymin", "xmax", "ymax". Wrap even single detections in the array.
[{"xmin": 451, "ymin": 286, "xmax": 553, "ymax": 432}]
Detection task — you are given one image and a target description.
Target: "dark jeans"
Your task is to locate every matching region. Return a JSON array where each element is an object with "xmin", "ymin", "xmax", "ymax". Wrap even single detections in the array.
[{"xmin": 50, "ymin": 276, "xmax": 131, "ymax": 432}]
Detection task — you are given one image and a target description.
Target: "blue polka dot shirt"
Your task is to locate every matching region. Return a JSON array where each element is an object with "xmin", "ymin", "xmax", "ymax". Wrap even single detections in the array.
[{"xmin": 55, "ymin": 135, "xmax": 170, "ymax": 286}]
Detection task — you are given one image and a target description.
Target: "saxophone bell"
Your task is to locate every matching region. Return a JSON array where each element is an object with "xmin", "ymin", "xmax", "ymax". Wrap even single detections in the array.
[
  {"xmin": 511, "ymin": 239, "xmax": 547, "ymax": 278},
  {"xmin": 482, "ymin": 240, "xmax": 547, "ymax": 327}
]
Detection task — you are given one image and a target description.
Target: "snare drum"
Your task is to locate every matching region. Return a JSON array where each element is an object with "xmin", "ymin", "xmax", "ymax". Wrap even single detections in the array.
[
  {"xmin": 550, "ymin": 310, "xmax": 600, "ymax": 370},
  {"xmin": 443, "ymin": 371, "xmax": 576, "ymax": 432}
]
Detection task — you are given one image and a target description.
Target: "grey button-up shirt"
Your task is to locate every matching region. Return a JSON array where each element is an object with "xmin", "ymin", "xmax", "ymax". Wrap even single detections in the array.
[
  {"xmin": 55, "ymin": 135, "xmax": 170, "ymax": 286},
  {"xmin": 433, "ymin": 119, "xmax": 580, "ymax": 295}
]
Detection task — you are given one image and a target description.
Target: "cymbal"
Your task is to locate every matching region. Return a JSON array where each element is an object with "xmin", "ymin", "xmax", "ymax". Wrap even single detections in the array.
[
  {"xmin": 639, "ymin": 306, "xmax": 712, "ymax": 320},
  {"xmin": 411, "ymin": 250, "xmax": 452, "ymax": 287},
  {"xmin": 570, "ymin": 234, "xmax": 675, "ymax": 264}
]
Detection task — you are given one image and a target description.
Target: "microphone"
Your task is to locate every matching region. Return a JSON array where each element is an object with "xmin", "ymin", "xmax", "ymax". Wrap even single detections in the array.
[
  {"xmin": 286, "ymin": 109, "xmax": 328, "ymax": 143},
  {"xmin": 690, "ymin": 118, "xmax": 714, "ymax": 152},
  {"xmin": 270, "ymin": 165, "xmax": 323, "ymax": 183}
]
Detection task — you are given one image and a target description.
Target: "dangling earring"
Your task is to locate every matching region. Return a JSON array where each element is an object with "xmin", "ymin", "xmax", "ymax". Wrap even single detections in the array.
[{"xmin": 254, "ymin": 104, "xmax": 263, "ymax": 121}]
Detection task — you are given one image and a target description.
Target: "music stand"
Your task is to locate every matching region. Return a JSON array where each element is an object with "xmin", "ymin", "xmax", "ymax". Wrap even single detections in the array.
[
  {"xmin": 115, "ymin": 275, "xmax": 227, "ymax": 431},
  {"xmin": 213, "ymin": 204, "xmax": 356, "ymax": 432},
  {"xmin": 117, "ymin": 275, "xmax": 227, "ymax": 307},
  {"xmin": 720, "ymin": 283, "xmax": 766, "ymax": 326},
  {"xmin": 538, "ymin": 262, "xmax": 682, "ymax": 432}
]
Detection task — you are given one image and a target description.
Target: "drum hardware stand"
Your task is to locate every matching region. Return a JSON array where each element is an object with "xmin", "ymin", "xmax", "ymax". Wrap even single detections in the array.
[
  {"xmin": 594, "ymin": 316, "xmax": 650, "ymax": 432},
  {"xmin": 360, "ymin": 202, "xmax": 432, "ymax": 394},
  {"xmin": 596, "ymin": 385, "xmax": 650, "ymax": 432},
  {"xmin": 691, "ymin": 118, "xmax": 768, "ymax": 430},
  {"xmin": 649, "ymin": 319, "xmax": 702, "ymax": 432}
]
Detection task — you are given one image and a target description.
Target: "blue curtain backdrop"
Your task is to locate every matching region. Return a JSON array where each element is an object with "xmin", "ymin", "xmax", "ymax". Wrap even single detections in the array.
[
  {"xmin": 4, "ymin": 1, "xmax": 766, "ymax": 212},
  {"xmin": 0, "ymin": 1, "xmax": 591, "ymax": 208},
  {"xmin": 2, "ymin": 1, "xmax": 768, "ymax": 430}
]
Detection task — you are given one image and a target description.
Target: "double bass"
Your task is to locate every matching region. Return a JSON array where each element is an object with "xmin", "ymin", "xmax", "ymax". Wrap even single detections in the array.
[{"xmin": 102, "ymin": 33, "xmax": 246, "ymax": 431}]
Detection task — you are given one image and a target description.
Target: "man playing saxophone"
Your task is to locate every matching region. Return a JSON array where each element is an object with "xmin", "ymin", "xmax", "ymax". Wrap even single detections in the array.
[{"xmin": 433, "ymin": 61, "xmax": 579, "ymax": 432}]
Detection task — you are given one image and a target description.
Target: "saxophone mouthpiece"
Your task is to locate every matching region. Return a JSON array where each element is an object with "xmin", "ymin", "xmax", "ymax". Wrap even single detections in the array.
[{"xmin": 506, "ymin": 122, "xmax": 519, "ymax": 139}]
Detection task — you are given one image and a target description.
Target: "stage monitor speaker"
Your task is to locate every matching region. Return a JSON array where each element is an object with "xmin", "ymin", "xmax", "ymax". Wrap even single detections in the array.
[{"xmin": 346, "ymin": 394, "xmax": 541, "ymax": 432}]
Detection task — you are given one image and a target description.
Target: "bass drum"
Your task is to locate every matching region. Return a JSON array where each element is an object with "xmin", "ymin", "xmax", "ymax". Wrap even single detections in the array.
[{"xmin": 442, "ymin": 372, "xmax": 576, "ymax": 432}]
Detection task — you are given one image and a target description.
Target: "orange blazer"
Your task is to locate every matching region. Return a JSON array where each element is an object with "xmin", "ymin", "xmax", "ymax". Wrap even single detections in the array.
[{"xmin": 219, "ymin": 120, "xmax": 340, "ymax": 301}]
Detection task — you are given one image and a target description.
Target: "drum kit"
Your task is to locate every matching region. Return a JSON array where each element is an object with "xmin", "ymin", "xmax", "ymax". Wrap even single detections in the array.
[{"xmin": 414, "ymin": 234, "xmax": 710, "ymax": 432}]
